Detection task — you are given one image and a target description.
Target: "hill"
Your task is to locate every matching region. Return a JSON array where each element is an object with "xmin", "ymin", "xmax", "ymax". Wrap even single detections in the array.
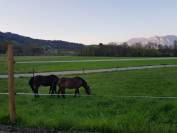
[{"xmin": 0, "ymin": 31, "xmax": 84, "ymax": 55}]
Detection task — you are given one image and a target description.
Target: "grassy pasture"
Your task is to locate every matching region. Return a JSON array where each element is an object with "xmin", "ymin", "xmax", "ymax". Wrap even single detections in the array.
[
  {"xmin": 1, "ymin": 68, "xmax": 177, "ymax": 132},
  {"xmin": 0, "ymin": 56, "xmax": 177, "ymax": 74},
  {"xmin": 0, "ymin": 56, "xmax": 124, "ymax": 62}
]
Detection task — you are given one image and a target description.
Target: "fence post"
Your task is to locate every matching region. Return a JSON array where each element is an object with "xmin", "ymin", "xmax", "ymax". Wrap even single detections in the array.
[{"xmin": 7, "ymin": 44, "xmax": 16, "ymax": 124}]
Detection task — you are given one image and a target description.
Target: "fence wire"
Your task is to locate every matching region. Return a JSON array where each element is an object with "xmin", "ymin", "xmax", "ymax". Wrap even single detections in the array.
[{"xmin": 1, "ymin": 92, "xmax": 177, "ymax": 99}]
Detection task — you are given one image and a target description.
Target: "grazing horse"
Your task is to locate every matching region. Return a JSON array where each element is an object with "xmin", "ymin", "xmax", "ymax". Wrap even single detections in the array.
[
  {"xmin": 57, "ymin": 76, "xmax": 91, "ymax": 98},
  {"xmin": 29, "ymin": 75, "xmax": 59, "ymax": 97}
]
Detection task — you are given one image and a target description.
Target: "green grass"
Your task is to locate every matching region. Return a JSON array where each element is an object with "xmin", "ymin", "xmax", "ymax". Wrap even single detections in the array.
[
  {"xmin": 1, "ymin": 56, "xmax": 177, "ymax": 74},
  {"xmin": 0, "ymin": 56, "xmax": 127, "ymax": 62},
  {"xmin": 1, "ymin": 68, "xmax": 177, "ymax": 132}
]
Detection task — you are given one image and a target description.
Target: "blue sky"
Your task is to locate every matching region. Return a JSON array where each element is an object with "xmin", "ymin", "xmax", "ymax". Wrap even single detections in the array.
[{"xmin": 0, "ymin": 0, "xmax": 177, "ymax": 44}]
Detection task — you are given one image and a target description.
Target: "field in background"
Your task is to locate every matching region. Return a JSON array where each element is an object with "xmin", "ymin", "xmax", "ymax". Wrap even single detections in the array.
[
  {"xmin": 1, "ymin": 56, "xmax": 177, "ymax": 74},
  {"xmin": 1, "ymin": 68, "xmax": 177, "ymax": 132}
]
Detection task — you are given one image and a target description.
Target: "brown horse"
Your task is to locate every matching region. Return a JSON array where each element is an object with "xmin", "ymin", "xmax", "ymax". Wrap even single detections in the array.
[
  {"xmin": 29, "ymin": 75, "xmax": 59, "ymax": 97},
  {"xmin": 57, "ymin": 76, "xmax": 91, "ymax": 98}
]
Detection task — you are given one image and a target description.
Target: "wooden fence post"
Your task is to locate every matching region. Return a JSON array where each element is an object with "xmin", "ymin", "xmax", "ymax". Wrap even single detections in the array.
[{"xmin": 7, "ymin": 44, "xmax": 16, "ymax": 124}]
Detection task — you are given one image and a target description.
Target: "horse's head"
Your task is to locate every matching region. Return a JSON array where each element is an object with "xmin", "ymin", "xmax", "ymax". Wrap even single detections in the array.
[
  {"xmin": 79, "ymin": 77, "xmax": 91, "ymax": 95},
  {"xmin": 84, "ymin": 84, "xmax": 91, "ymax": 95},
  {"xmin": 29, "ymin": 77, "xmax": 35, "ymax": 92},
  {"xmin": 29, "ymin": 76, "xmax": 38, "ymax": 92}
]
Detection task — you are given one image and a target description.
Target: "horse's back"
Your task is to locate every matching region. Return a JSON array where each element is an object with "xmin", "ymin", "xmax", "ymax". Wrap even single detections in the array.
[
  {"xmin": 59, "ymin": 77, "xmax": 83, "ymax": 89},
  {"xmin": 41, "ymin": 75, "xmax": 59, "ymax": 86},
  {"xmin": 29, "ymin": 75, "xmax": 59, "ymax": 86},
  {"xmin": 46, "ymin": 75, "xmax": 59, "ymax": 83}
]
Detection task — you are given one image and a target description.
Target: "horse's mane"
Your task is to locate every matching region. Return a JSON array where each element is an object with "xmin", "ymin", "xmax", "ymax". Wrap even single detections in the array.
[{"xmin": 75, "ymin": 76, "xmax": 87, "ymax": 85}]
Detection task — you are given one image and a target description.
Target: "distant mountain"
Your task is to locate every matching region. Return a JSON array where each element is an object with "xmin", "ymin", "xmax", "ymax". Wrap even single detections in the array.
[
  {"xmin": 127, "ymin": 35, "xmax": 177, "ymax": 46},
  {"xmin": 0, "ymin": 31, "xmax": 84, "ymax": 50}
]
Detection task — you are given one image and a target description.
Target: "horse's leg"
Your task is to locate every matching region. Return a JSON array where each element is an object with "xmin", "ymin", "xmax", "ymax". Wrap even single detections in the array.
[
  {"xmin": 52, "ymin": 85, "xmax": 57, "ymax": 95},
  {"xmin": 33, "ymin": 89, "xmax": 37, "ymax": 97},
  {"xmin": 61, "ymin": 88, "xmax": 65, "ymax": 98},
  {"xmin": 54, "ymin": 85, "xmax": 57, "ymax": 94},
  {"xmin": 77, "ymin": 88, "xmax": 80, "ymax": 96},
  {"xmin": 31, "ymin": 87, "xmax": 35, "ymax": 96},
  {"xmin": 57, "ymin": 87, "xmax": 61, "ymax": 98},
  {"xmin": 74, "ymin": 88, "xmax": 80, "ymax": 97},
  {"xmin": 36, "ymin": 89, "xmax": 39, "ymax": 97},
  {"xmin": 51, "ymin": 82, "xmax": 55, "ymax": 94},
  {"xmin": 49, "ymin": 86, "xmax": 52, "ymax": 94},
  {"xmin": 34, "ymin": 87, "xmax": 39, "ymax": 97},
  {"xmin": 32, "ymin": 84, "xmax": 37, "ymax": 97},
  {"xmin": 74, "ymin": 89, "xmax": 77, "ymax": 97}
]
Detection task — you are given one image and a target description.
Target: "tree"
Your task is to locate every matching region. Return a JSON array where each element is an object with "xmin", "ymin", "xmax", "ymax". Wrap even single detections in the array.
[{"xmin": 173, "ymin": 40, "xmax": 177, "ymax": 56}]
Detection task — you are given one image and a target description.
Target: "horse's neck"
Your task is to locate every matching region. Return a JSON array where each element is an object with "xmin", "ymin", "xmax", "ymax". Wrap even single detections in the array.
[{"xmin": 82, "ymin": 81, "xmax": 87, "ymax": 88}]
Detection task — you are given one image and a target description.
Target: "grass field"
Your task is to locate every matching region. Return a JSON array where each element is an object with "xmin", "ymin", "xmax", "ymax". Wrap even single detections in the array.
[
  {"xmin": 1, "ymin": 56, "xmax": 177, "ymax": 74},
  {"xmin": 1, "ymin": 68, "xmax": 177, "ymax": 132}
]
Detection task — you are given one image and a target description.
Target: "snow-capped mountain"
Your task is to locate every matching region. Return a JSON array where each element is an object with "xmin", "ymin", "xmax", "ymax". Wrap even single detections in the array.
[{"xmin": 127, "ymin": 35, "xmax": 177, "ymax": 46}]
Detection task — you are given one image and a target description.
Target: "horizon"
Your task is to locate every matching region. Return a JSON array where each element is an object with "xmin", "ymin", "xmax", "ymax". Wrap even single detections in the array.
[
  {"xmin": 1, "ymin": 30, "xmax": 177, "ymax": 45},
  {"xmin": 0, "ymin": 0, "xmax": 177, "ymax": 45}
]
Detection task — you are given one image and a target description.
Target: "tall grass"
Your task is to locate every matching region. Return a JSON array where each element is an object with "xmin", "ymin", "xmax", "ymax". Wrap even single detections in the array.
[{"xmin": 1, "ymin": 68, "xmax": 177, "ymax": 132}]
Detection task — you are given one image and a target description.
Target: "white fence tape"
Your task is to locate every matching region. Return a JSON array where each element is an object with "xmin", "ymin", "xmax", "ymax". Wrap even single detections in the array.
[{"xmin": 1, "ymin": 64, "xmax": 177, "ymax": 79}]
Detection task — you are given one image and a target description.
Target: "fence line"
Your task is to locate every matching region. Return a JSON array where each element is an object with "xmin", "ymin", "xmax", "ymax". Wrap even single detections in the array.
[{"xmin": 1, "ymin": 92, "xmax": 177, "ymax": 99}]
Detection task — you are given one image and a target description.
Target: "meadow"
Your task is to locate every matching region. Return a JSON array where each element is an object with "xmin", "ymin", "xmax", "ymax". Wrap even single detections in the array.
[
  {"xmin": 1, "ymin": 56, "xmax": 177, "ymax": 74},
  {"xmin": 1, "ymin": 67, "xmax": 177, "ymax": 132}
]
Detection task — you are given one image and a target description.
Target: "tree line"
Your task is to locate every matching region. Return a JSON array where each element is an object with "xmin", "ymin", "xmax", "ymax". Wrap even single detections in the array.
[
  {"xmin": 1, "ymin": 41, "xmax": 177, "ymax": 56},
  {"xmin": 79, "ymin": 41, "xmax": 177, "ymax": 57}
]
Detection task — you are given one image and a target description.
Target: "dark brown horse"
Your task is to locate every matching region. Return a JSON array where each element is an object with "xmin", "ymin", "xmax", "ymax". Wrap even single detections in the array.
[
  {"xmin": 57, "ymin": 77, "xmax": 91, "ymax": 98},
  {"xmin": 29, "ymin": 75, "xmax": 59, "ymax": 97}
]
